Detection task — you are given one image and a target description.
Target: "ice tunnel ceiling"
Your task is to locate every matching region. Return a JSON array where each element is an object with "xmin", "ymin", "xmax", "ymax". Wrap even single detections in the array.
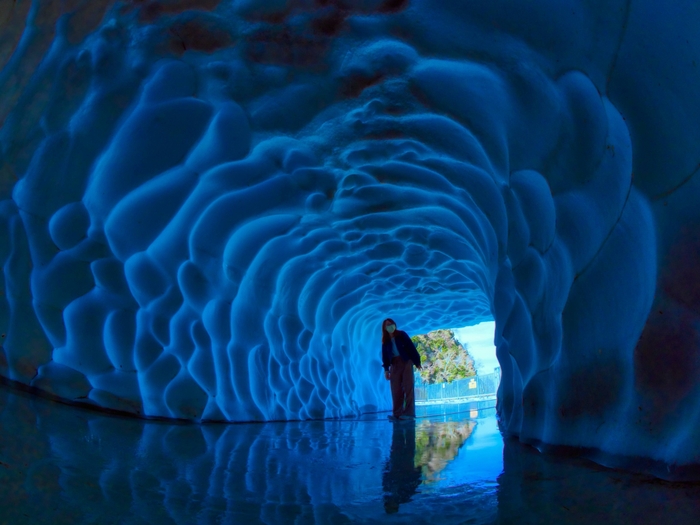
[{"xmin": 1, "ymin": 0, "xmax": 700, "ymax": 478}]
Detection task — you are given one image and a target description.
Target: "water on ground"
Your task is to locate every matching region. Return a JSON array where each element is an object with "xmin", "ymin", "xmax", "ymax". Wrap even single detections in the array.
[{"xmin": 1, "ymin": 385, "xmax": 699, "ymax": 524}]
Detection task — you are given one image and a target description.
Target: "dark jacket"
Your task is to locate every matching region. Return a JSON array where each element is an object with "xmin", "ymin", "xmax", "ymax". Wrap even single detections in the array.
[{"xmin": 382, "ymin": 331, "xmax": 422, "ymax": 371}]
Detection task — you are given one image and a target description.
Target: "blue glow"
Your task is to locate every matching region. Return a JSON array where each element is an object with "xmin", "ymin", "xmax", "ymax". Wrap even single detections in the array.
[
  {"xmin": 0, "ymin": 0, "xmax": 699, "ymax": 479},
  {"xmin": 2, "ymin": 385, "xmax": 698, "ymax": 523}
]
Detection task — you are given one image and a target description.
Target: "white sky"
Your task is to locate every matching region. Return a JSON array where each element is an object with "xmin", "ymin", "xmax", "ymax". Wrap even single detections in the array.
[{"xmin": 452, "ymin": 321, "xmax": 499, "ymax": 375}]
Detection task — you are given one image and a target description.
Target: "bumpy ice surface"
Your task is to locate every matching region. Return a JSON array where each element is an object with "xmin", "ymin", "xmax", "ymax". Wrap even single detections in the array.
[{"xmin": 1, "ymin": 0, "xmax": 700, "ymax": 477}]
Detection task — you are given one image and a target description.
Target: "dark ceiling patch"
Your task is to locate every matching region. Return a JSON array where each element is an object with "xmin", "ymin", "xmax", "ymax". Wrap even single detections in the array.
[
  {"xmin": 168, "ymin": 17, "xmax": 235, "ymax": 54},
  {"xmin": 136, "ymin": 0, "xmax": 222, "ymax": 23}
]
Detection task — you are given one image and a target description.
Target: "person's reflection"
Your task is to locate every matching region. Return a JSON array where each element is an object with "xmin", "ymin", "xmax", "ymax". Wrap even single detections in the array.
[{"xmin": 382, "ymin": 422, "xmax": 422, "ymax": 514}]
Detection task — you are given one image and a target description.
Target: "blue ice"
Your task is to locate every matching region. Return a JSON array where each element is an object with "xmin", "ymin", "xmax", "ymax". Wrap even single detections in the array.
[{"xmin": 0, "ymin": 0, "xmax": 699, "ymax": 485}]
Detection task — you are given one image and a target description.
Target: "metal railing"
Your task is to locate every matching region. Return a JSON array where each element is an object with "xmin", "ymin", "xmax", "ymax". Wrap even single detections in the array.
[{"xmin": 414, "ymin": 370, "xmax": 501, "ymax": 405}]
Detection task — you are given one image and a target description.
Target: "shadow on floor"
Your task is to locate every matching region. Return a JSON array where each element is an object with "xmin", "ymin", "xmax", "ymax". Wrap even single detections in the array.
[{"xmin": 0, "ymin": 384, "xmax": 699, "ymax": 524}]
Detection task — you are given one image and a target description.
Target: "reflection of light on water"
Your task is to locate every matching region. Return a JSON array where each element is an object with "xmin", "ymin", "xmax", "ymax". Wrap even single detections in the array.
[{"xmin": 414, "ymin": 420, "xmax": 477, "ymax": 483}]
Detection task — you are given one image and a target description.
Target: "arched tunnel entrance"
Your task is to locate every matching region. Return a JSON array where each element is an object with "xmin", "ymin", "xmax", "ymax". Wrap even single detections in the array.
[{"xmin": 1, "ymin": 6, "xmax": 700, "ymax": 523}]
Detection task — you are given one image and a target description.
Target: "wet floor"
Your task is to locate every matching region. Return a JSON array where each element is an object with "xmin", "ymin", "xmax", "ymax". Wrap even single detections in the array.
[{"xmin": 1, "ymin": 384, "xmax": 699, "ymax": 525}]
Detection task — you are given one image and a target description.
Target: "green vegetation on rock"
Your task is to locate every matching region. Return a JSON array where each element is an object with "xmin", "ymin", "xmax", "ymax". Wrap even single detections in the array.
[
  {"xmin": 411, "ymin": 329, "xmax": 476, "ymax": 384},
  {"xmin": 414, "ymin": 420, "xmax": 477, "ymax": 482}
]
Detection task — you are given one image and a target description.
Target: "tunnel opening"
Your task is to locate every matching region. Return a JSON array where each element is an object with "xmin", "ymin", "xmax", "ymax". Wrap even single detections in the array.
[
  {"xmin": 408, "ymin": 320, "xmax": 500, "ymax": 410},
  {"xmin": 0, "ymin": 0, "xmax": 698, "ymax": 486},
  {"xmin": 411, "ymin": 328, "xmax": 478, "ymax": 385}
]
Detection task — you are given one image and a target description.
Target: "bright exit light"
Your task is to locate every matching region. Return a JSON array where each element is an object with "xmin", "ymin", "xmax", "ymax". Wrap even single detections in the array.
[{"xmin": 452, "ymin": 321, "xmax": 498, "ymax": 376}]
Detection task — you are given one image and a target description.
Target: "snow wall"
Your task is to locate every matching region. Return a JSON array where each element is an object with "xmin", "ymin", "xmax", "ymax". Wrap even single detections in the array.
[{"xmin": 0, "ymin": 0, "xmax": 699, "ymax": 477}]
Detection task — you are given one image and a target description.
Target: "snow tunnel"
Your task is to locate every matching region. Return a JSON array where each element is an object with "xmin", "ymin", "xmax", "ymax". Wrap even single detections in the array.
[{"xmin": 0, "ymin": 0, "xmax": 699, "ymax": 479}]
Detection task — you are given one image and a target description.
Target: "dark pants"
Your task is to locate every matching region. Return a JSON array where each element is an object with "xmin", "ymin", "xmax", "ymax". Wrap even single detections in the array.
[{"xmin": 390, "ymin": 356, "xmax": 415, "ymax": 418}]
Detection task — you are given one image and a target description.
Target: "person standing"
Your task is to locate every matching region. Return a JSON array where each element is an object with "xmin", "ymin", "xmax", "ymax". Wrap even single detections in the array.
[{"xmin": 381, "ymin": 318, "xmax": 422, "ymax": 420}]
